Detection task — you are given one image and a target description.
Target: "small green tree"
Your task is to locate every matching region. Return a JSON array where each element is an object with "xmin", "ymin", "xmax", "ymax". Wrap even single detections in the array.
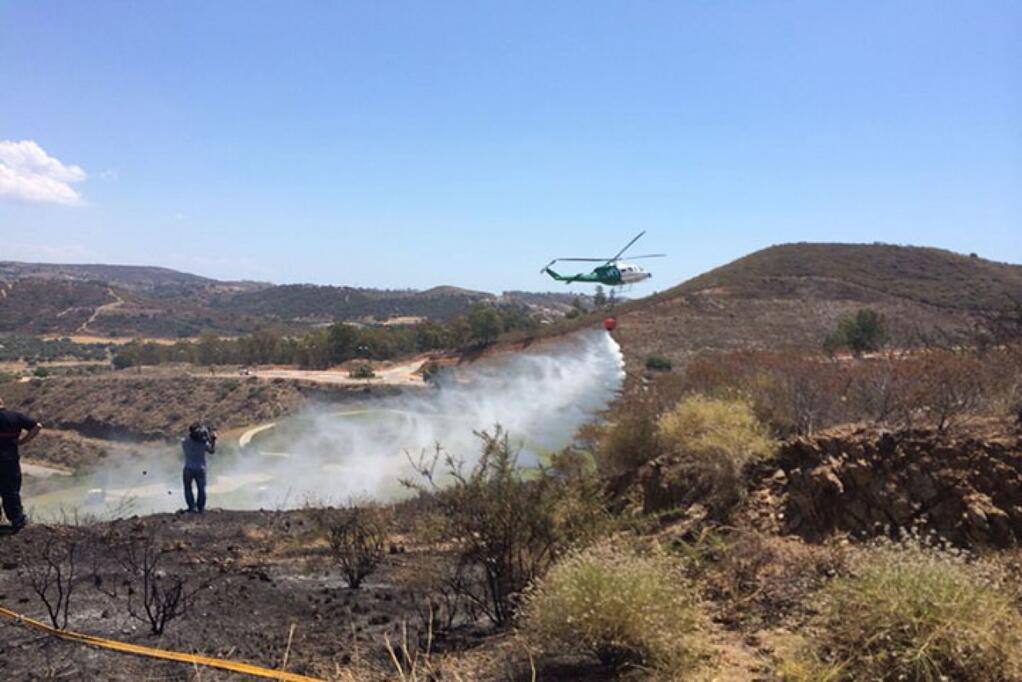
[
  {"xmin": 824, "ymin": 308, "xmax": 889, "ymax": 355},
  {"xmin": 594, "ymin": 285, "xmax": 607, "ymax": 308},
  {"xmin": 326, "ymin": 323, "xmax": 360, "ymax": 364},
  {"xmin": 645, "ymin": 355, "xmax": 672, "ymax": 371},
  {"xmin": 468, "ymin": 304, "xmax": 504, "ymax": 346}
]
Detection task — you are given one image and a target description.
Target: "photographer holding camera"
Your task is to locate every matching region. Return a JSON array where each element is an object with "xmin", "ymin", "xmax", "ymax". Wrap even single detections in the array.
[{"xmin": 182, "ymin": 422, "xmax": 217, "ymax": 513}]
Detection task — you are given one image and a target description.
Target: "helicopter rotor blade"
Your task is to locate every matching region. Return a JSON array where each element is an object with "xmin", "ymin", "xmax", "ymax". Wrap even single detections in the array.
[
  {"xmin": 609, "ymin": 230, "xmax": 646, "ymax": 262},
  {"xmin": 614, "ymin": 253, "xmax": 666, "ymax": 260},
  {"xmin": 551, "ymin": 258, "xmax": 613, "ymax": 262}
]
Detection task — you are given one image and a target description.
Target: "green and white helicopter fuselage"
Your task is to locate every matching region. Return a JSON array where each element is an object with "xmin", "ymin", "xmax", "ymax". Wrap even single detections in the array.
[
  {"xmin": 540, "ymin": 231, "xmax": 664, "ymax": 287},
  {"xmin": 542, "ymin": 262, "xmax": 652, "ymax": 286}
]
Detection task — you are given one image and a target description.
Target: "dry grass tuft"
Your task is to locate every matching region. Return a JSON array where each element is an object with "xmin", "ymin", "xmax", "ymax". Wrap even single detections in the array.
[
  {"xmin": 784, "ymin": 536, "xmax": 1022, "ymax": 681},
  {"xmin": 655, "ymin": 395, "xmax": 776, "ymax": 516},
  {"xmin": 522, "ymin": 540, "xmax": 707, "ymax": 673}
]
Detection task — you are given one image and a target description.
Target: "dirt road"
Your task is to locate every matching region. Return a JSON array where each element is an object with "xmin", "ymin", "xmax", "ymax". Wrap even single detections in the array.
[{"xmin": 214, "ymin": 357, "xmax": 429, "ymax": 388}]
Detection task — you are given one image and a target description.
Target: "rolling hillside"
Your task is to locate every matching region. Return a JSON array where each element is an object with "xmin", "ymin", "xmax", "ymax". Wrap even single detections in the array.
[
  {"xmin": 0, "ymin": 262, "xmax": 580, "ymax": 337},
  {"xmin": 216, "ymin": 283, "xmax": 495, "ymax": 321},
  {"xmin": 602, "ymin": 243, "xmax": 1022, "ymax": 366}
]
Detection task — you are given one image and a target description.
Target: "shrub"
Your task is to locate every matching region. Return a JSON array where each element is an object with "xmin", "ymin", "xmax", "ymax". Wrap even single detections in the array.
[
  {"xmin": 645, "ymin": 355, "xmax": 673, "ymax": 372},
  {"xmin": 324, "ymin": 504, "xmax": 389, "ymax": 589},
  {"xmin": 911, "ymin": 349, "xmax": 988, "ymax": 431},
  {"xmin": 405, "ymin": 427, "xmax": 606, "ymax": 626},
  {"xmin": 656, "ymin": 395, "xmax": 775, "ymax": 516},
  {"xmin": 788, "ymin": 538, "xmax": 1022, "ymax": 681},
  {"xmin": 523, "ymin": 541, "xmax": 706, "ymax": 671},
  {"xmin": 348, "ymin": 363, "xmax": 376, "ymax": 379},
  {"xmin": 595, "ymin": 399, "xmax": 661, "ymax": 476},
  {"xmin": 824, "ymin": 308, "xmax": 889, "ymax": 355},
  {"xmin": 32, "ymin": 366, "xmax": 50, "ymax": 378},
  {"xmin": 25, "ymin": 531, "xmax": 81, "ymax": 629}
]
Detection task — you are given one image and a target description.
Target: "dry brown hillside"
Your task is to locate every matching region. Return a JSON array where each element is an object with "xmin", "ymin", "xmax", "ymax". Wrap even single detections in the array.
[
  {"xmin": 607, "ymin": 243, "xmax": 1022, "ymax": 367},
  {"xmin": 2, "ymin": 371, "xmax": 396, "ymax": 468}
]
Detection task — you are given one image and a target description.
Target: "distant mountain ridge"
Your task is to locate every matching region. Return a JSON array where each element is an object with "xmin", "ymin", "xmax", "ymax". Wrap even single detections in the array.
[
  {"xmin": 6, "ymin": 244, "xmax": 1017, "ymax": 345},
  {"xmin": 0, "ymin": 260, "xmax": 580, "ymax": 337}
]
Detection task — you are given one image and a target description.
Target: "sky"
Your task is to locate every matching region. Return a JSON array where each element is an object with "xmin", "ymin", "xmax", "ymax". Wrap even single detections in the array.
[{"xmin": 1, "ymin": 1, "xmax": 1019, "ymax": 293}]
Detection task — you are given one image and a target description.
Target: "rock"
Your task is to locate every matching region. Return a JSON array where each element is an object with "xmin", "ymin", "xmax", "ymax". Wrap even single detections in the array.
[{"xmin": 809, "ymin": 468, "xmax": 845, "ymax": 496}]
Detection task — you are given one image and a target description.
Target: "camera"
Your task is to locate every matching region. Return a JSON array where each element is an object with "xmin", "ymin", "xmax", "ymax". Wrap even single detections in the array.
[{"xmin": 189, "ymin": 422, "xmax": 217, "ymax": 444}]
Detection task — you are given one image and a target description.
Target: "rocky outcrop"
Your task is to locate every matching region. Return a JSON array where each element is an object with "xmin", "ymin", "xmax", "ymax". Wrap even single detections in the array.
[{"xmin": 773, "ymin": 421, "xmax": 1022, "ymax": 548}]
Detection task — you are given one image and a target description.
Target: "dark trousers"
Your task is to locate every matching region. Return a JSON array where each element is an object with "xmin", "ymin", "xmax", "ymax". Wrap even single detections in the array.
[
  {"xmin": 183, "ymin": 467, "xmax": 207, "ymax": 512},
  {"xmin": 0, "ymin": 456, "xmax": 25, "ymax": 525}
]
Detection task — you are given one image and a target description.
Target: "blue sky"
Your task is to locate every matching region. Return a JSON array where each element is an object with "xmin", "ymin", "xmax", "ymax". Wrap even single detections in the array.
[{"xmin": 1, "ymin": 1, "xmax": 1019, "ymax": 292}]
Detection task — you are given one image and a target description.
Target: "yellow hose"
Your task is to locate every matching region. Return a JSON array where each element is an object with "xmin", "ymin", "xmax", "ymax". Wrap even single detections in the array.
[{"xmin": 0, "ymin": 606, "xmax": 323, "ymax": 681}]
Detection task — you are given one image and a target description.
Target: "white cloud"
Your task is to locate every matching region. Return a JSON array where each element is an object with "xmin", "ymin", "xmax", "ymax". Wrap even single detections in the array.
[{"xmin": 0, "ymin": 140, "xmax": 88, "ymax": 205}]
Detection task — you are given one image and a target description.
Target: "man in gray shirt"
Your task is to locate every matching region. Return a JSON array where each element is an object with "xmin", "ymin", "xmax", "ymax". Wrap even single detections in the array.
[{"xmin": 182, "ymin": 422, "xmax": 216, "ymax": 513}]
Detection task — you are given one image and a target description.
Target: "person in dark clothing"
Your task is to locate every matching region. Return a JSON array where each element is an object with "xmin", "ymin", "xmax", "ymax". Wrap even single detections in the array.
[
  {"xmin": 0, "ymin": 397, "xmax": 42, "ymax": 532},
  {"xmin": 181, "ymin": 422, "xmax": 217, "ymax": 513}
]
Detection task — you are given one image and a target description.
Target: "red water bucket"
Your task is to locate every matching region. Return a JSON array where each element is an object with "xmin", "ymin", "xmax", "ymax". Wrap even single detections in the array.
[{"xmin": 603, "ymin": 316, "xmax": 617, "ymax": 332}]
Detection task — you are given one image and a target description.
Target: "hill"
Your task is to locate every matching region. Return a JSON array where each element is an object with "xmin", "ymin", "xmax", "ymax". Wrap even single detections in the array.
[
  {"xmin": 675, "ymin": 243, "xmax": 1022, "ymax": 311},
  {"xmin": 0, "ymin": 261, "xmax": 267, "ymax": 297},
  {"xmin": 215, "ymin": 283, "xmax": 496, "ymax": 322},
  {"xmin": 0, "ymin": 262, "xmax": 583, "ymax": 337},
  {"xmin": 599, "ymin": 243, "xmax": 1022, "ymax": 366}
]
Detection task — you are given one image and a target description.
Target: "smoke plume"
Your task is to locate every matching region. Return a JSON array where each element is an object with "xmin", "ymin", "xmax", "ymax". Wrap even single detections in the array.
[{"xmin": 29, "ymin": 330, "xmax": 624, "ymax": 519}]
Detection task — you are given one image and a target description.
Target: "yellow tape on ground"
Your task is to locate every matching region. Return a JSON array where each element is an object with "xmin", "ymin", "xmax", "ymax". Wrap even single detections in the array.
[{"xmin": 0, "ymin": 605, "xmax": 322, "ymax": 681}]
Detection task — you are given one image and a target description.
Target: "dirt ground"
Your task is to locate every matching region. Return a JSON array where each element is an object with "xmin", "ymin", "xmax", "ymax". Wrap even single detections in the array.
[
  {"xmin": 217, "ymin": 356, "xmax": 431, "ymax": 388},
  {"xmin": 0, "ymin": 509, "xmax": 486, "ymax": 681},
  {"xmin": 0, "ymin": 507, "xmax": 774, "ymax": 681}
]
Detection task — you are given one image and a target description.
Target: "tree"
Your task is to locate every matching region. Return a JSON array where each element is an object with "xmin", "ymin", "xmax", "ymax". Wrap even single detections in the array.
[
  {"xmin": 297, "ymin": 329, "xmax": 332, "ymax": 369},
  {"xmin": 593, "ymin": 285, "xmax": 607, "ymax": 308},
  {"xmin": 824, "ymin": 308, "xmax": 889, "ymax": 355},
  {"xmin": 326, "ymin": 323, "xmax": 360, "ymax": 364},
  {"xmin": 194, "ymin": 334, "xmax": 225, "ymax": 366},
  {"xmin": 468, "ymin": 304, "xmax": 504, "ymax": 346}
]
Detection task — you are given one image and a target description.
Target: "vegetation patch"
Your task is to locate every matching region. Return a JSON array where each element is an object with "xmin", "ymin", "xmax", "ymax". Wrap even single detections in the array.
[
  {"xmin": 645, "ymin": 395, "xmax": 775, "ymax": 516},
  {"xmin": 523, "ymin": 540, "xmax": 707, "ymax": 672},
  {"xmin": 644, "ymin": 354, "xmax": 673, "ymax": 371},
  {"xmin": 784, "ymin": 537, "xmax": 1022, "ymax": 681}
]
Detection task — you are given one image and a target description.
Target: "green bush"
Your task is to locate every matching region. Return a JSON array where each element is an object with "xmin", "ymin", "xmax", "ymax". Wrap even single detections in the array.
[
  {"xmin": 645, "ymin": 355, "xmax": 673, "ymax": 371},
  {"xmin": 823, "ymin": 308, "xmax": 889, "ymax": 355},
  {"xmin": 523, "ymin": 541, "xmax": 706, "ymax": 671},
  {"xmin": 348, "ymin": 363, "xmax": 376, "ymax": 379},
  {"xmin": 32, "ymin": 367, "xmax": 50, "ymax": 378},
  {"xmin": 656, "ymin": 395, "xmax": 775, "ymax": 515},
  {"xmin": 787, "ymin": 538, "xmax": 1022, "ymax": 681}
]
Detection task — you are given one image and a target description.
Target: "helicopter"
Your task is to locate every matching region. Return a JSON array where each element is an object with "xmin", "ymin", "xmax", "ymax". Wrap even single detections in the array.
[{"xmin": 540, "ymin": 231, "xmax": 665, "ymax": 286}]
